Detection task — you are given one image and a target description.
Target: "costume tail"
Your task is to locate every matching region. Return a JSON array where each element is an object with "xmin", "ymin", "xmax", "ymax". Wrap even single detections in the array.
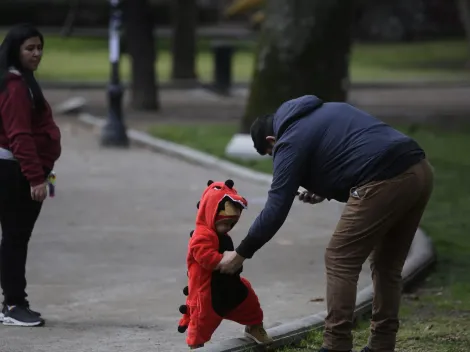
[{"xmin": 177, "ymin": 285, "xmax": 191, "ymax": 333}]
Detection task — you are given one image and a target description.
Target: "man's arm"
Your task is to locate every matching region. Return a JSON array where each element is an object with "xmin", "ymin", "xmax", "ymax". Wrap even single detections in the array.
[
  {"xmin": 190, "ymin": 232, "xmax": 223, "ymax": 271},
  {"xmin": 235, "ymin": 142, "xmax": 304, "ymax": 259}
]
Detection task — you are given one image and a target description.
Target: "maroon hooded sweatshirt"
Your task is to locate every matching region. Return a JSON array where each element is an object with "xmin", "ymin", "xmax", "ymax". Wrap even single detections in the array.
[{"xmin": 0, "ymin": 71, "xmax": 61, "ymax": 187}]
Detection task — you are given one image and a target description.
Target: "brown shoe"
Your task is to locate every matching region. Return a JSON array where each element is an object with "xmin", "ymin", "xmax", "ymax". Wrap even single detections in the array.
[
  {"xmin": 244, "ymin": 323, "xmax": 274, "ymax": 344},
  {"xmin": 189, "ymin": 344, "xmax": 204, "ymax": 349}
]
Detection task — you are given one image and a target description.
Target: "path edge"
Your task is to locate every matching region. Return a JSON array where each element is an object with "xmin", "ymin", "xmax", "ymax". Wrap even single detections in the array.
[
  {"xmin": 76, "ymin": 112, "xmax": 274, "ymax": 186},
  {"xmin": 73, "ymin": 110, "xmax": 437, "ymax": 352}
]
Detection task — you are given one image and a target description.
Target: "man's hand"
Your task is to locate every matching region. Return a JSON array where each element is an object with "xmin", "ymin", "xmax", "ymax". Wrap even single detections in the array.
[
  {"xmin": 30, "ymin": 182, "xmax": 48, "ymax": 202},
  {"xmin": 298, "ymin": 191, "xmax": 325, "ymax": 205},
  {"xmin": 217, "ymin": 251, "xmax": 245, "ymax": 274}
]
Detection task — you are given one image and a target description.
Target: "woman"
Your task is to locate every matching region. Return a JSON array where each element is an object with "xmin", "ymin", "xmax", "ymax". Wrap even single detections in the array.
[{"xmin": 0, "ymin": 24, "xmax": 61, "ymax": 327}]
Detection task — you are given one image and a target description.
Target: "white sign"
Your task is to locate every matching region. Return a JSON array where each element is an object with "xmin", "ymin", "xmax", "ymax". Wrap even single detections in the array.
[{"xmin": 109, "ymin": 31, "xmax": 119, "ymax": 63}]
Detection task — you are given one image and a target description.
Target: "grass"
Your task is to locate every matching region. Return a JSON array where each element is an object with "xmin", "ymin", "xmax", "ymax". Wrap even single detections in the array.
[
  {"xmin": 1, "ymin": 33, "xmax": 469, "ymax": 82},
  {"xmin": 148, "ymin": 122, "xmax": 470, "ymax": 351},
  {"xmin": 148, "ymin": 123, "xmax": 273, "ymax": 173}
]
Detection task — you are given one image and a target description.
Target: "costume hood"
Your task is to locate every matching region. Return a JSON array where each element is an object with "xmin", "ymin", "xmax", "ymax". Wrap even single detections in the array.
[{"xmin": 195, "ymin": 179, "xmax": 248, "ymax": 231}]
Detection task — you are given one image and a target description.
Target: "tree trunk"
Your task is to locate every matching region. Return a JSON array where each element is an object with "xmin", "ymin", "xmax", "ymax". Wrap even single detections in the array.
[
  {"xmin": 123, "ymin": 0, "xmax": 159, "ymax": 110},
  {"xmin": 240, "ymin": 0, "xmax": 356, "ymax": 132},
  {"xmin": 457, "ymin": 0, "xmax": 470, "ymax": 55},
  {"xmin": 171, "ymin": 0, "xmax": 198, "ymax": 81}
]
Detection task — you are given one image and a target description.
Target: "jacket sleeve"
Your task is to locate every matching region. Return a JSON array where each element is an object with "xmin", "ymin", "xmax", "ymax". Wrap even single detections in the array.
[
  {"xmin": 0, "ymin": 81, "xmax": 45, "ymax": 186},
  {"xmin": 236, "ymin": 142, "xmax": 304, "ymax": 259},
  {"xmin": 190, "ymin": 231, "xmax": 223, "ymax": 271}
]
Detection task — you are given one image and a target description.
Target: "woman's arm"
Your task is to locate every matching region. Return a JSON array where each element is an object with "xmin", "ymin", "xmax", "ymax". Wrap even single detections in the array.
[{"xmin": 0, "ymin": 81, "xmax": 45, "ymax": 186}]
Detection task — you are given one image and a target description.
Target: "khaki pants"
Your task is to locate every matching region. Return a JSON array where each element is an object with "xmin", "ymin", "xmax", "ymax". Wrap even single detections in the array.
[{"xmin": 323, "ymin": 159, "xmax": 434, "ymax": 352}]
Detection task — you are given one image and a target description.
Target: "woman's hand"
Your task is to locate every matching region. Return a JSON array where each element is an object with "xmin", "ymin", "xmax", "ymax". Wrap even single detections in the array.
[
  {"xmin": 298, "ymin": 191, "xmax": 325, "ymax": 205},
  {"xmin": 30, "ymin": 182, "xmax": 48, "ymax": 202}
]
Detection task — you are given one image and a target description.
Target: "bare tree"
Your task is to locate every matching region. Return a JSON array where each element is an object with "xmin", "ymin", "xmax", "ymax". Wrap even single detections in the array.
[
  {"xmin": 61, "ymin": 0, "xmax": 81, "ymax": 37},
  {"xmin": 123, "ymin": 0, "xmax": 159, "ymax": 110},
  {"xmin": 171, "ymin": 0, "xmax": 198, "ymax": 83},
  {"xmin": 240, "ymin": 0, "xmax": 356, "ymax": 132},
  {"xmin": 457, "ymin": 0, "xmax": 470, "ymax": 57}
]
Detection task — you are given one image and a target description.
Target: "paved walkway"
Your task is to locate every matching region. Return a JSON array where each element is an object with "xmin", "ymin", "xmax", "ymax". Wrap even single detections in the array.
[{"xmin": 0, "ymin": 119, "xmax": 371, "ymax": 351}]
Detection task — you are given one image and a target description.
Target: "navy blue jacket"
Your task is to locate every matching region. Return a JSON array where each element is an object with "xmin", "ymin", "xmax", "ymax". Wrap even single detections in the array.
[{"xmin": 236, "ymin": 95, "xmax": 425, "ymax": 259}]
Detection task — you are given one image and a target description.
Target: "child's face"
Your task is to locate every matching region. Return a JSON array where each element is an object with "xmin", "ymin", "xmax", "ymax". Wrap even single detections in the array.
[{"xmin": 215, "ymin": 218, "xmax": 238, "ymax": 235}]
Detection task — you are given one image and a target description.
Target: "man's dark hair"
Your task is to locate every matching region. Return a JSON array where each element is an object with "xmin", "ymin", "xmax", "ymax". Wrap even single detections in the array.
[
  {"xmin": 250, "ymin": 114, "xmax": 274, "ymax": 155},
  {"xmin": 0, "ymin": 23, "xmax": 46, "ymax": 112}
]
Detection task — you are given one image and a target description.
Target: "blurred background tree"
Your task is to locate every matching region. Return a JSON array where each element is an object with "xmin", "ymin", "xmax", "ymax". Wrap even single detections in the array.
[
  {"xmin": 457, "ymin": 0, "xmax": 470, "ymax": 59},
  {"xmin": 122, "ymin": 0, "xmax": 159, "ymax": 110},
  {"xmin": 238, "ymin": 0, "xmax": 356, "ymax": 132},
  {"xmin": 0, "ymin": 0, "xmax": 467, "ymax": 117},
  {"xmin": 171, "ymin": 0, "xmax": 198, "ymax": 83}
]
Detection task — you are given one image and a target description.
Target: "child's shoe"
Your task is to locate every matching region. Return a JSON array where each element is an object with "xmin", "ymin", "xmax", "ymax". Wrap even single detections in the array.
[
  {"xmin": 189, "ymin": 344, "xmax": 204, "ymax": 350},
  {"xmin": 244, "ymin": 323, "xmax": 274, "ymax": 344}
]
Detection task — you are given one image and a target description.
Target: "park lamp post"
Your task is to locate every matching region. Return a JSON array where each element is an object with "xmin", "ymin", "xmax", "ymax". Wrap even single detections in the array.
[{"xmin": 100, "ymin": 0, "xmax": 129, "ymax": 147}]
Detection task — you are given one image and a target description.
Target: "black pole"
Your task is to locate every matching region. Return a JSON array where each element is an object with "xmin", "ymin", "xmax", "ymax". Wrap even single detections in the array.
[
  {"xmin": 211, "ymin": 40, "xmax": 234, "ymax": 96},
  {"xmin": 100, "ymin": 0, "xmax": 129, "ymax": 147}
]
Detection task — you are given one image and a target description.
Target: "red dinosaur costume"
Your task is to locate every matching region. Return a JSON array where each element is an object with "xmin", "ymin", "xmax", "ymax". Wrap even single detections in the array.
[{"xmin": 177, "ymin": 179, "xmax": 264, "ymax": 348}]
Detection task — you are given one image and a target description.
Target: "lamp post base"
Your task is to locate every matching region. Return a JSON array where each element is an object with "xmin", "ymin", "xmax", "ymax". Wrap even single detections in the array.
[{"xmin": 100, "ymin": 83, "xmax": 129, "ymax": 147}]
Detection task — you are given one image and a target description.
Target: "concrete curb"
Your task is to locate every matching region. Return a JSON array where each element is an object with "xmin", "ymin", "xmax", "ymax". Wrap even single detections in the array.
[
  {"xmin": 76, "ymin": 112, "xmax": 274, "ymax": 186},
  {"xmin": 73, "ymin": 111, "xmax": 436, "ymax": 352}
]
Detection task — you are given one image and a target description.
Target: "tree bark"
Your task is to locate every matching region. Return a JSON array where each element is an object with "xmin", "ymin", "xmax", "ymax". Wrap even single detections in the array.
[
  {"xmin": 123, "ymin": 0, "xmax": 159, "ymax": 110},
  {"xmin": 457, "ymin": 0, "xmax": 470, "ymax": 55},
  {"xmin": 171, "ymin": 0, "xmax": 198, "ymax": 81},
  {"xmin": 240, "ymin": 0, "xmax": 356, "ymax": 132}
]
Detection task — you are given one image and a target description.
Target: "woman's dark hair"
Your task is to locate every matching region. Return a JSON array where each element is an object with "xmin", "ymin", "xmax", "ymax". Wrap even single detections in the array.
[
  {"xmin": 250, "ymin": 114, "xmax": 274, "ymax": 155},
  {"xmin": 0, "ymin": 23, "xmax": 46, "ymax": 111}
]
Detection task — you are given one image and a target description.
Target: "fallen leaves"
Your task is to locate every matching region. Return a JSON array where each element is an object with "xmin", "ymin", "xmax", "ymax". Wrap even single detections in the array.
[{"xmin": 309, "ymin": 297, "xmax": 324, "ymax": 302}]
